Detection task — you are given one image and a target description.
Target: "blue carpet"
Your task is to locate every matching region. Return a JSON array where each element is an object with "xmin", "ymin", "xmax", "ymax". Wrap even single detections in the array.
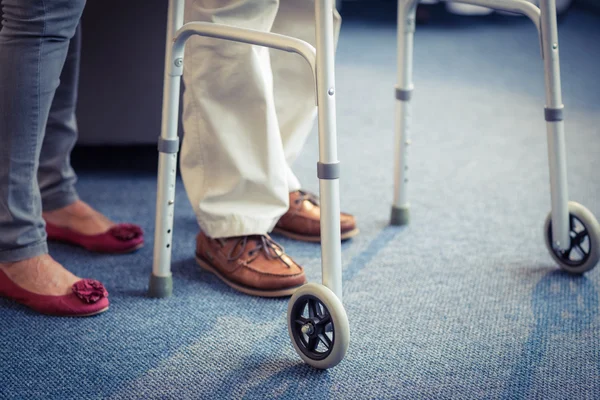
[{"xmin": 1, "ymin": 5, "xmax": 599, "ymax": 400}]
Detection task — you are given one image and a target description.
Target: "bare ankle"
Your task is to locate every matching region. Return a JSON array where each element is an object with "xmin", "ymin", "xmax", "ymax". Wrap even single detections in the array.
[
  {"xmin": 0, "ymin": 254, "xmax": 79, "ymax": 296},
  {"xmin": 43, "ymin": 200, "xmax": 114, "ymax": 235}
]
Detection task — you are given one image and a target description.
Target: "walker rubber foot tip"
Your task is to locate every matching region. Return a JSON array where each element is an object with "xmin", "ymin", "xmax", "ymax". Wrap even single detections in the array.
[
  {"xmin": 390, "ymin": 205, "xmax": 410, "ymax": 226},
  {"xmin": 148, "ymin": 274, "xmax": 173, "ymax": 298}
]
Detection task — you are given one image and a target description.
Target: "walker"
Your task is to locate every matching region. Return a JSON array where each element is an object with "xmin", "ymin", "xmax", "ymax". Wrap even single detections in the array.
[
  {"xmin": 390, "ymin": 0, "xmax": 600, "ymax": 276},
  {"xmin": 148, "ymin": 0, "xmax": 600, "ymax": 370}
]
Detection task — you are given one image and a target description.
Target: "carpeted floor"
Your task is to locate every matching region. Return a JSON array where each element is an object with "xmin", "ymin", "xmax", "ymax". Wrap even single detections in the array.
[{"xmin": 1, "ymin": 3, "xmax": 599, "ymax": 399}]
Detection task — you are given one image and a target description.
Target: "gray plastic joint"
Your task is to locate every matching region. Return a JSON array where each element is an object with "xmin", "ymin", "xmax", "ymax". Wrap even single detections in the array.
[
  {"xmin": 544, "ymin": 106, "xmax": 564, "ymax": 122},
  {"xmin": 390, "ymin": 205, "xmax": 410, "ymax": 226},
  {"xmin": 395, "ymin": 86, "xmax": 412, "ymax": 102},
  {"xmin": 317, "ymin": 162, "xmax": 340, "ymax": 180},
  {"xmin": 169, "ymin": 57, "xmax": 184, "ymax": 77},
  {"xmin": 158, "ymin": 137, "xmax": 180, "ymax": 153},
  {"xmin": 148, "ymin": 274, "xmax": 173, "ymax": 298},
  {"xmin": 404, "ymin": 16, "xmax": 416, "ymax": 33}
]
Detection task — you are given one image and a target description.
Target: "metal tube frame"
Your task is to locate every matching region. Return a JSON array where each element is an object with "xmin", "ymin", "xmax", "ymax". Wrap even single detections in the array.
[
  {"xmin": 391, "ymin": 0, "xmax": 418, "ymax": 226},
  {"xmin": 150, "ymin": 0, "xmax": 344, "ymax": 299},
  {"xmin": 315, "ymin": 0, "xmax": 343, "ymax": 300},
  {"xmin": 538, "ymin": 0, "xmax": 570, "ymax": 250},
  {"xmin": 149, "ymin": 0, "xmax": 185, "ymax": 298},
  {"xmin": 393, "ymin": 0, "xmax": 570, "ymax": 250}
]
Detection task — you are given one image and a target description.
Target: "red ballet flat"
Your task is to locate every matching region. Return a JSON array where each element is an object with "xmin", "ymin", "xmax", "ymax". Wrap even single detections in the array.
[
  {"xmin": 0, "ymin": 269, "xmax": 109, "ymax": 317},
  {"xmin": 46, "ymin": 222, "xmax": 144, "ymax": 254}
]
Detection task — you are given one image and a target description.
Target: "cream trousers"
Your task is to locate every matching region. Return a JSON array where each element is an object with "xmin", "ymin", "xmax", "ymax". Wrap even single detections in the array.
[{"xmin": 180, "ymin": 0, "xmax": 340, "ymax": 238}]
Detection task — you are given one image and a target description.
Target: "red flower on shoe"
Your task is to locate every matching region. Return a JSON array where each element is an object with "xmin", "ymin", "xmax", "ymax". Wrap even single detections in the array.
[
  {"xmin": 72, "ymin": 280, "xmax": 108, "ymax": 304},
  {"xmin": 109, "ymin": 224, "xmax": 143, "ymax": 241}
]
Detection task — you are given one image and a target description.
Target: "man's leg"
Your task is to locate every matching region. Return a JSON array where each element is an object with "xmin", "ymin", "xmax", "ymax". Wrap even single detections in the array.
[
  {"xmin": 270, "ymin": 0, "xmax": 341, "ymax": 191},
  {"xmin": 181, "ymin": 0, "xmax": 288, "ymax": 238},
  {"xmin": 269, "ymin": 0, "xmax": 358, "ymax": 242},
  {"xmin": 180, "ymin": 0, "xmax": 305, "ymax": 297}
]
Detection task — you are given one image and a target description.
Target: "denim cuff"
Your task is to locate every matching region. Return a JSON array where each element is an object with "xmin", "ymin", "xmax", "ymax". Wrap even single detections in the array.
[
  {"xmin": 41, "ymin": 190, "xmax": 80, "ymax": 212},
  {"xmin": 0, "ymin": 240, "xmax": 48, "ymax": 263}
]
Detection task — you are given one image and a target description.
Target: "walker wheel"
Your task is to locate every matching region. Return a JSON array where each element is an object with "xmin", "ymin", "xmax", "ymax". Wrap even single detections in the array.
[
  {"xmin": 544, "ymin": 202, "xmax": 600, "ymax": 274},
  {"xmin": 287, "ymin": 283, "xmax": 349, "ymax": 369}
]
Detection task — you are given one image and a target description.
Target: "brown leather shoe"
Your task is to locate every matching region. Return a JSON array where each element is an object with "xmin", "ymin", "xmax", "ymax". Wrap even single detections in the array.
[
  {"xmin": 272, "ymin": 190, "xmax": 359, "ymax": 243},
  {"xmin": 195, "ymin": 232, "xmax": 306, "ymax": 297}
]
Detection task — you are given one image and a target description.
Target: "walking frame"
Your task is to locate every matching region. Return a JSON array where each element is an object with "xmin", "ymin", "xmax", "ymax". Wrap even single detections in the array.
[{"xmin": 149, "ymin": 0, "xmax": 600, "ymax": 369}]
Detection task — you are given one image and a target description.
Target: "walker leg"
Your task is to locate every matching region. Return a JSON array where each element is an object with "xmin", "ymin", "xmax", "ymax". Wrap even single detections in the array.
[
  {"xmin": 285, "ymin": 0, "xmax": 349, "ymax": 369},
  {"xmin": 315, "ymin": 0, "xmax": 343, "ymax": 301},
  {"xmin": 149, "ymin": 0, "xmax": 185, "ymax": 298},
  {"xmin": 539, "ymin": 0, "xmax": 570, "ymax": 251},
  {"xmin": 391, "ymin": 0, "xmax": 418, "ymax": 226}
]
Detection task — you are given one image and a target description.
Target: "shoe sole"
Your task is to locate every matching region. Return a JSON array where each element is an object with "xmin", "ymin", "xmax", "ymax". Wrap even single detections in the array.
[
  {"xmin": 195, "ymin": 255, "xmax": 303, "ymax": 298},
  {"xmin": 42, "ymin": 306, "xmax": 109, "ymax": 318},
  {"xmin": 106, "ymin": 243, "xmax": 144, "ymax": 254},
  {"xmin": 271, "ymin": 227, "xmax": 360, "ymax": 243},
  {"xmin": 70, "ymin": 306, "xmax": 110, "ymax": 317}
]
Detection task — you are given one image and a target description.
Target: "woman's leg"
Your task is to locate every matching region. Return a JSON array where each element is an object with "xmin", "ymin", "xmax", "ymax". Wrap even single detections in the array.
[
  {"xmin": 0, "ymin": 0, "xmax": 86, "ymax": 262},
  {"xmin": 0, "ymin": 0, "xmax": 100, "ymax": 301},
  {"xmin": 37, "ymin": 24, "xmax": 81, "ymax": 214},
  {"xmin": 37, "ymin": 24, "xmax": 120, "ymax": 237}
]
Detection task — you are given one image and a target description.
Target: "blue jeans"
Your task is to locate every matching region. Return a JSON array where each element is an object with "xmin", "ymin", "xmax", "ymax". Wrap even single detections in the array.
[{"xmin": 0, "ymin": 0, "xmax": 86, "ymax": 262}]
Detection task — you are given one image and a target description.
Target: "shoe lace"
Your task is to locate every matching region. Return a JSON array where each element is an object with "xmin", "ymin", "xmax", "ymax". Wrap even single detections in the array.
[
  {"xmin": 295, "ymin": 190, "xmax": 319, "ymax": 206},
  {"xmin": 226, "ymin": 235, "xmax": 293, "ymax": 268}
]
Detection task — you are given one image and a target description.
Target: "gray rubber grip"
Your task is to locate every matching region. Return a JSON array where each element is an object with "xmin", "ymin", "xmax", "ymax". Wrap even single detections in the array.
[
  {"xmin": 390, "ymin": 205, "xmax": 410, "ymax": 226},
  {"xmin": 158, "ymin": 137, "xmax": 180, "ymax": 153},
  {"xmin": 317, "ymin": 162, "xmax": 340, "ymax": 180},
  {"xmin": 395, "ymin": 87, "xmax": 412, "ymax": 101},
  {"xmin": 544, "ymin": 106, "xmax": 564, "ymax": 122},
  {"xmin": 148, "ymin": 274, "xmax": 173, "ymax": 298}
]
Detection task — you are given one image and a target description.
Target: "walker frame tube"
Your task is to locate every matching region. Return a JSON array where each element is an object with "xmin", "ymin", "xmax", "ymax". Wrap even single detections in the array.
[
  {"xmin": 393, "ymin": 0, "xmax": 570, "ymax": 249},
  {"xmin": 391, "ymin": 0, "xmax": 418, "ymax": 226},
  {"xmin": 149, "ymin": 0, "xmax": 185, "ymax": 297},
  {"xmin": 539, "ymin": 0, "xmax": 570, "ymax": 250},
  {"xmin": 315, "ymin": 0, "xmax": 343, "ymax": 300}
]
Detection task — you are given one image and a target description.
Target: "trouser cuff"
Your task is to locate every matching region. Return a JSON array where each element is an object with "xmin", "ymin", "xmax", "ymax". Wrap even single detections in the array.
[
  {"xmin": 41, "ymin": 190, "xmax": 80, "ymax": 212},
  {"xmin": 0, "ymin": 240, "xmax": 48, "ymax": 263},
  {"xmin": 199, "ymin": 214, "xmax": 280, "ymax": 239}
]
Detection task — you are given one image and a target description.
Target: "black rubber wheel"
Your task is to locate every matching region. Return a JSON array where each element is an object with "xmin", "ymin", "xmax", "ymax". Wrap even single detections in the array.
[
  {"xmin": 287, "ymin": 283, "xmax": 349, "ymax": 369},
  {"xmin": 544, "ymin": 202, "xmax": 600, "ymax": 274}
]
